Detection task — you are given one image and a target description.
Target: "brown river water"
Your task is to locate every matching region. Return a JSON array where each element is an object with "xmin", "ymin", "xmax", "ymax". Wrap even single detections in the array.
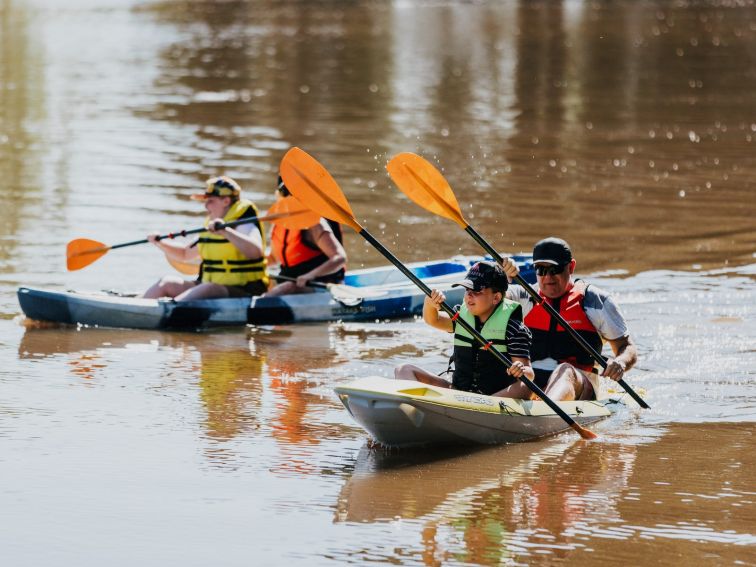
[{"xmin": 1, "ymin": 1, "xmax": 754, "ymax": 565}]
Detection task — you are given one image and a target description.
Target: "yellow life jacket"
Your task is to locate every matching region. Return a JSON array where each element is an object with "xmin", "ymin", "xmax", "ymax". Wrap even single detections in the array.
[{"xmin": 197, "ymin": 199, "xmax": 269, "ymax": 287}]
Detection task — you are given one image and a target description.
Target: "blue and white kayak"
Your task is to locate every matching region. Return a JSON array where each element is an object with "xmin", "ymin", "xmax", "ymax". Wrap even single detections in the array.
[
  {"xmin": 335, "ymin": 377, "xmax": 617, "ymax": 448},
  {"xmin": 17, "ymin": 254, "xmax": 535, "ymax": 330}
]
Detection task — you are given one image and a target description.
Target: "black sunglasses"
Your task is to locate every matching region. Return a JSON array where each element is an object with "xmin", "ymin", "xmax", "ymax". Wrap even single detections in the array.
[{"xmin": 535, "ymin": 264, "xmax": 567, "ymax": 276}]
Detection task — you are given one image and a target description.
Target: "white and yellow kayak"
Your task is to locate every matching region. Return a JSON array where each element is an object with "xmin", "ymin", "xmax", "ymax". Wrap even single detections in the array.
[{"xmin": 335, "ymin": 377, "xmax": 618, "ymax": 448}]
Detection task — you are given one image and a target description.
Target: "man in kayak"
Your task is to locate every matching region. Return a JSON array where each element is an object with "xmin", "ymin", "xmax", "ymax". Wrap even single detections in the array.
[
  {"xmin": 394, "ymin": 261, "xmax": 535, "ymax": 397},
  {"xmin": 500, "ymin": 237, "xmax": 638, "ymax": 401},
  {"xmin": 143, "ymin": 176, "xmax": 269, "ymax": 300},
  {"xmin": 264, "ymin": 176, "xmax": 347, "ymax": 296}
]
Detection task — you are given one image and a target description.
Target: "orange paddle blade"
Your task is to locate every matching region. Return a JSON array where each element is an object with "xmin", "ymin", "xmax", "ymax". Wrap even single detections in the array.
[
  {"xmin": 265, "ymin": 196, "xmax": 321, "ymax": 231},
  {"xmin": 66, "ymin": 238, "xmax": 111, "ymax": 271},
  {"xmin": 575, "ymin": 424, "xmax": 599, "ymax": 440},
  {"xmin": 166, "ymin": 256, "xmax": 200, "ymax": 276},
  {"xmin": 387, "ymin": 153, "xmax": 468, "ymax": 229},
  {"xmin": 279, "ymin": 147, "xmax": 361, "ymax": 233}
]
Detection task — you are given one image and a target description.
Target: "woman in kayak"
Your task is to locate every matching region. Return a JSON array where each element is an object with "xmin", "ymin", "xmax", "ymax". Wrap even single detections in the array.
[
  {"xmin": 394, "ymin": 261, "xmax": 535, "ymax": 397},
  {"xmin": 143, "ymin": 176, "xmax": 269, "ymax": 301},
  {"xmin": 264, "ymin": 176, "xmax": 347, "ymax": 296}
]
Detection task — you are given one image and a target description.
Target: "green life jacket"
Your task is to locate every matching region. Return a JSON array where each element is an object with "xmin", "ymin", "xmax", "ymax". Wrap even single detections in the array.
[{"xmin": 452, "ymin": 299, "xmax": 522, "ymax": 395}]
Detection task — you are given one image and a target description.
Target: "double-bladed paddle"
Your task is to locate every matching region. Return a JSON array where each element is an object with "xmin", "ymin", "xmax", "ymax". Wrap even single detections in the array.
[
  {"xmin": 66, "ymin": 203, "xmax": 320, "ymax": 272},
  {"xmin": 387, "ymin": 152, "xmax": 649, "ymax": 409},
  {"xmin": 280, "ymin": 146, "xmax": 598, "ymax": 440}
]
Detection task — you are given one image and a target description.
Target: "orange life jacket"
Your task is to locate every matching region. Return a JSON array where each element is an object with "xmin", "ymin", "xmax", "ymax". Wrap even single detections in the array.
[{"xmin": 270, "ymin": 220, "xmax": 344, "ymax": 279}]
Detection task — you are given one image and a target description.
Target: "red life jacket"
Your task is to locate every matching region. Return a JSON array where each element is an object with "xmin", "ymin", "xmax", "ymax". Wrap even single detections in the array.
[
  {"xmin": 524, "ymin": 280, "xmax": 603, "ymax": 372},
  {"xmin": 270, "ymin": 220, "xmax": 345, "ymax": 279}
]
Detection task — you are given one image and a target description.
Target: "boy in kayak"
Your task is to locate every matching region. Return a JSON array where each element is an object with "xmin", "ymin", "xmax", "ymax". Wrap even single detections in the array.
[
  {"xmin": 394, "ymin": 261, "xmax": 535, "ymax": 397},
  {"xmin": 143, "ymin": 176, "xmax": 269, "ymax": 301},
  {"xmin": 500, "ymin": 237, "xmax": 638, "ymax": 401},
  {"xmin": 264, "ymin": 176, "xmax": 348, "ymax": 296}
]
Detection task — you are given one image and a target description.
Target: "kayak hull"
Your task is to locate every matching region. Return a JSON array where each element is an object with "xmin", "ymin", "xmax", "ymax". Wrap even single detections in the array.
[
  {"xmin": 18, "ymin": 255, "xmax": 535, "ymax": 329},
  {"xmin": 335, "ymin": 377, "xmax": 615, "ymax": 448},
  {"xmin": 17, "ymin": 288, "xmax": 247, "ymax": 329},
  {"xmin": 17, "ymin": 286, "xmax": 462, "ymax": 329}
]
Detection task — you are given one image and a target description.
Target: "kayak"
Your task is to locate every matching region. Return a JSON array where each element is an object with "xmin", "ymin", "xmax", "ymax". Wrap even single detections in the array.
[
  {"xmin": 334, "ymin": 376, "xmax": 617, "ymax": 448},
  {"xmin": 17, "ymin": 254, "xmax": 535, "ymax": 329}
]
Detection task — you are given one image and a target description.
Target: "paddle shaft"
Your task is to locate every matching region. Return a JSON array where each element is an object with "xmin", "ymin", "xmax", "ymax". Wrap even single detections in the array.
[
  {"xmin": 273, "ymin": 274, "xmax": 333, "ymax": 291},
  {"xmin": 359, "ymin": 229, "xmax": 595, "ymax": 434},
  {"xmin": 464, "ymin": 225, "xmax": 650, "ymax": 409},
  {"xmin": 108, "ymin": 215, "xmax": 270, "ymax": 251}
]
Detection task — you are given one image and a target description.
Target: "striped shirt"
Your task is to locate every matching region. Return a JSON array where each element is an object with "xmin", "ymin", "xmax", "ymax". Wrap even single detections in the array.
[{"xmin": 503, "ymin": 317, "xmax": 533, "ymax": 359}]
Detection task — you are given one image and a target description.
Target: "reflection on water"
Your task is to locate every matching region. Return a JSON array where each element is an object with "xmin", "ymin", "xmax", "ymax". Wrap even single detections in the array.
[
  {"xmin": 251, "ymin": 325, "xmax": 339, "ymax": 473},
  {"xmin": 0, "ymin": 1, "xmax": 46, "ymax": 275},
  {"xmin": 2, "ymin": 1, "xmax": 754, "ymax": 299},
  {"xmin": 7, "ymin": 292, "xmax": 756, "ymax": 564},
  {"xmin": 14, "ymin": 321, "xmax": 407, "ymax": 461},
  {"xmin": 17, "ymin": 325, "xmax": 334, "ymax": 445},
  {"xmin": 335, "ymin": 423, "xmax": 754, "ymax": 565},
  {"xmin": 336, "ymin": 437, "xmax": 638, "ymax": 565},
  {"xmin": 195, "ymin": 339, "xmax": 262, "ymax": 442}
]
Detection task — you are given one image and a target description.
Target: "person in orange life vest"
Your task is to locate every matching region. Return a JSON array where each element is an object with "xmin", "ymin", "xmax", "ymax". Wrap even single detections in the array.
[
  {"xmin": 394, "ymin": 261, "xmax": 535, "ymax": 398},
  {"xmin": 143, "ymin": 176, "xmax": 268, "ymax": 301},
  {"xmin": 264, "ymin": 176, "xmax": 347, "ymax": 297},
  {"xmin": 500, "ymin": 237, "xmax": 638, "ymax": 401}
]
